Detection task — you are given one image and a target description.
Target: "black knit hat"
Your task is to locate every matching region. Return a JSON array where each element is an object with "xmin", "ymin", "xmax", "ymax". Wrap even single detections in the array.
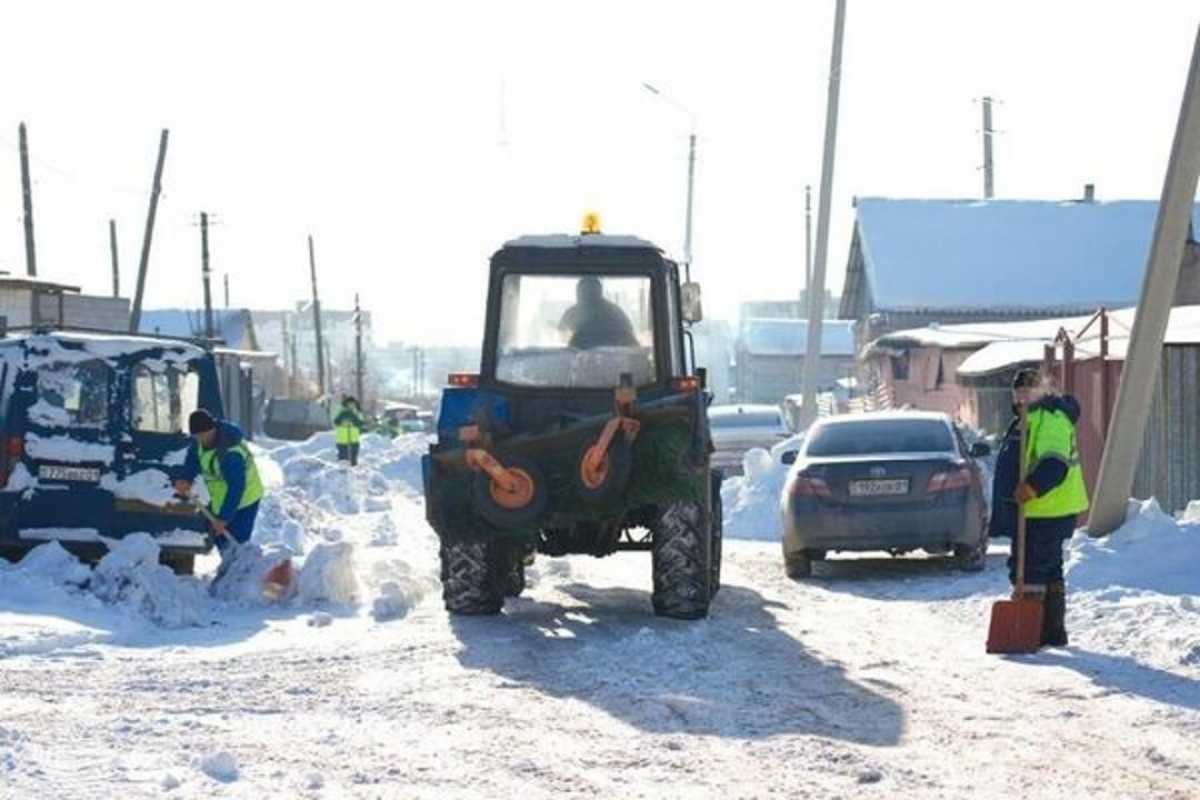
[
  {"xmin": 1012, "ymin": 368, "xmax": 1042, "ymax": 391},
  {"xmin": 188, "ymin": 409, "xmax": 217, "ymax": 434}
]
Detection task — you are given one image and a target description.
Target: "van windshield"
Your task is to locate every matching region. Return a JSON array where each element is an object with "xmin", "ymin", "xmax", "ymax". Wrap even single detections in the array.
[{"xmin": 34, "ymin": 360, "xmax": 112, "ymax": 429}]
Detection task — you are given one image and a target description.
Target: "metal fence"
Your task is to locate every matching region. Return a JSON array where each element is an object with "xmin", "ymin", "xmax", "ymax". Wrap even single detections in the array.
[{"xmin": 1133, "ymin": 345, "xmax": 1200, "ymax": 514}]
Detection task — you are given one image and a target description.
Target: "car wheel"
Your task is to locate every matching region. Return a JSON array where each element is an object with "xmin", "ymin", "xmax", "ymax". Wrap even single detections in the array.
[
  {"xmin": 784, "ymin": 552, "xmax": 812, "ymax": 580},
  {"xmin": 953, "ymin": 536, "xmax": 987, "ymax": 572}
]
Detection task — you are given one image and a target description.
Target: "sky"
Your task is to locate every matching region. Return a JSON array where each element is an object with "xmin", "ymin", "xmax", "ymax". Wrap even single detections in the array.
[{"xmin": 0, "ymin": 1, "xmax": 1197, "ymax": 346}]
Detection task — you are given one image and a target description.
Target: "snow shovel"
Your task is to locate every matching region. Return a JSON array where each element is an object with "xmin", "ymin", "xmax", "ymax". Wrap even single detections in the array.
[{"xmin": 986, "ymin": 409, "xmax": 1044, "ymax": 654}]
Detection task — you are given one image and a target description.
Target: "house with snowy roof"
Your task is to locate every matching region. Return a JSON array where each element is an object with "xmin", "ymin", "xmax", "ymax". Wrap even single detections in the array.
[{"xmin": 839, "ymin": 194, "xmax": 1200, "ymax": 352}]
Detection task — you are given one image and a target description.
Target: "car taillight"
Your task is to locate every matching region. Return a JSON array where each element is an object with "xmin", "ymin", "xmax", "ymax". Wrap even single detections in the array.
[
  {"xmin": 928, "ymin": 467, "xmax": 972, "ymax": 493},
  {"xmin": 793, "ymin": 474, "xmax": 832, "ymax": 498},
  {"xmin": 448, "ymin": 373, "xmax": 480, "ymax": 388},
  {"xmin": 5, "ymin": 436, "xmax": 23, "ymax": 459}
]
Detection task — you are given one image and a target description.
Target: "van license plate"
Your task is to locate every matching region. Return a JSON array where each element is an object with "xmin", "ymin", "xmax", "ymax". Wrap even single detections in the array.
[
  {"xmin": 849, "ymin": 478, "xmax": 909, "ymax": 497},
  {"xmin": 38, "ymin": 465, "xmax": 101, "ymax": 483}
]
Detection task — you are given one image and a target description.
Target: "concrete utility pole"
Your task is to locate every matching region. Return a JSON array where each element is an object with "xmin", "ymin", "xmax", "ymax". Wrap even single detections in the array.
[
  {"xmin": 799, "ymin": 0, "xmax": 848, "ymax": 427},
  {"xmin": 109, "ymin": 220, "xmax": 120, "ymax": 298},
  {"xmin": 18, "ymin": 123, "xmax": 37, "ymax": 277},
  {"xmin": 982, "ymin": 96, "xmax": 995, "ymax": 199},
  {"xmin": 354, "ymin": 293, "xmax": 364, "ymax": 405},
  {"xmin": 129, "ymin": 129, "xmax": 169, "ymax": 332},
  {"xmin": 200, "ymin": 212, "xmax": 214, "ymax": 341},
  {"xmin": 1087, "ymin": 25, "xmax": 1200, "ymax": 536},
  {"xmin": 804, "ymin": 184, "xmax": 813, "ymax": 293},
  {"xmin": 308, "ymin": 235, "xmax": 326, "ymax": 398},
  {"xmin": 642, "ymin": 82, "xmax": 698, "ymax": 282}
]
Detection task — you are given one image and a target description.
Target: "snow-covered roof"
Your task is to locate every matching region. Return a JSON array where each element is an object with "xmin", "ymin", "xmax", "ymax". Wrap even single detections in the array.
[
  {"xmin": 852, "ymin": 198, "xmax": 1200, "ymax": 313},
  {"xmin": 504, "ymin": 234, "xmax": 660, "ymax": 250},
  {"xmin": 738, "ymin": 318, "xmax": 856, "ymax": 357},
  {"xmin": 139, "ymin": 309, "xmax": 258, "ymax": 350},
  {"xmin": 869, "ymin": 305, "xmax": 1200, "ymax": 377},
  {"xmin": 0, "ymin": 330, "xmax": 206, "ymax": 364},
  {"xmin": 0, "ymin": 275, "xmax": 82, "ymax": 293}
]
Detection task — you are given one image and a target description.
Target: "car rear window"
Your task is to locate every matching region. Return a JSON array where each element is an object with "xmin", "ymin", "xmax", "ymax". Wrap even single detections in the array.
[
  {"xmin": 805, "ymin": 419, "xmax": 954, "ymax": 457},
  {"xmin": 710, "ymin": 410, "xmax": 783, "ymax": 429}
]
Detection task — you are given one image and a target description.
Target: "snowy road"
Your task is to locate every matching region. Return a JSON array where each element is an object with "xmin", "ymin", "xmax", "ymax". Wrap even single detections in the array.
[
  {"xmin": 2, "ymin": 435, "xmax": 1199, "ymax": 798},
  {"xmin": 4, "ymin": 539, "xmax": 1200, "ymax": 798}
]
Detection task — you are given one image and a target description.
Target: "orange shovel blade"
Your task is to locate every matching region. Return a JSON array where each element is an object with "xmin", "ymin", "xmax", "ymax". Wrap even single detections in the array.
[
  {"xmin": 262, "ymin": 559, "xmax": 294, "ymax": 601},
  {"xmin": 986, "ymin": 597, "xmax": 1044, "ymax": 654}
]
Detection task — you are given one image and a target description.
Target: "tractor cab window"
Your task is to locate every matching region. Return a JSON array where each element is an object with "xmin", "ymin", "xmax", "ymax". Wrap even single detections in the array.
[
  {"xmin": 132, "ymin": 364, "xmax": 200, "ymax": 434},
  {"xmin": 496, "ymin": 273, "xmax": 656, "ymax": 388},
  {"xmin": 34, "ymin": 360, "xmax": 112, "ymax": 429}
]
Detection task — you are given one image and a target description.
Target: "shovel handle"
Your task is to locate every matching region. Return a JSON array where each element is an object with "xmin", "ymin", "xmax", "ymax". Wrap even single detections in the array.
[{"xmin": 1015, "ymin": 408, "xmax": 1028, "ymax": 595}]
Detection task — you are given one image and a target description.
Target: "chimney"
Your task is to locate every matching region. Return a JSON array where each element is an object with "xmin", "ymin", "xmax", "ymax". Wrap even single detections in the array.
[{"xmin": 1084, "ymin": 183, "xmax": 1096, "ymax": 202}]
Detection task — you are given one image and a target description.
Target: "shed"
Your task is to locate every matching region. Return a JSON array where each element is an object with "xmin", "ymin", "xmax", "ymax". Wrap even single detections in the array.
[{"xmin": 734, "ymin": 318, "xmax": 856, "ymax": 404}]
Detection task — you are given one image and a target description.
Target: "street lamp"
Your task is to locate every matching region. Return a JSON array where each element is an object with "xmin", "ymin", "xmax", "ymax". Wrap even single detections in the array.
[{"xmin": 642, "ymin": 82, "xmax": 697, "ymax": 283}]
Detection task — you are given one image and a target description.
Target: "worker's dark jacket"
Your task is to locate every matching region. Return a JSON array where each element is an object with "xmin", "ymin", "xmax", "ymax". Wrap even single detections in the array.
[
  {"xmin": 560, "ymin": 300, "xmax": 639, "ymax": 349},
  {"xmin": 991, "ymin": 394, "xmax": 1084, "ymax": 584}
]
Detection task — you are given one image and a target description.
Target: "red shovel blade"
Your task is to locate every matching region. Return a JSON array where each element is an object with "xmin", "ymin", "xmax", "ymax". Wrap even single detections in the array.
[{"xmin": 986, "ymin": 597, "xmax": 1044, "ymax": 654}]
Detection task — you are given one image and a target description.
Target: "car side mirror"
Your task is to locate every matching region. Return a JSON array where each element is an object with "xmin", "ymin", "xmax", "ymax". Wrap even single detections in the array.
[
  {"xmin": 780, "ymin": 450, "xmax": 798, "ymax": 465},
  {"xmin": 681, "ymin": 282, "xmax": 703, "ymax": 323},
  {"xmin": 969, "ymin": 442, "xmax": 991, "ymax": 458}
]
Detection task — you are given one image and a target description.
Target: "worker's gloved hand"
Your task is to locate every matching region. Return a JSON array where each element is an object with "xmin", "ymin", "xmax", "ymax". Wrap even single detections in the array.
[
  {"xmin": 173, "ymin": 479, "xmax": 193, "ymax": 498},
  {"xmin": 1014, "ymin": 482, "xmax": 1039, "ymax": 505},
  {"xmin": 209, "ymin": 517, "xmax": 229, "ymax": 538}
]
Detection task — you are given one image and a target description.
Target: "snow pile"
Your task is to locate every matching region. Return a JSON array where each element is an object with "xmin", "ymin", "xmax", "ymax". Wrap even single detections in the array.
[
  {"xmin": 720, "ymin": 443, "xmax": 793, "ymax": 542},
  {"xmin": 295, "ymin": 541, "xmax": 359, "ymax": 605},
  {"xmin": 197, "ymin": 751, "xmax": 239, "ymax": 783},
  {"xmin": 88, "ymin": 534, "xmax": 213, "ymax": 628},
  {"xmin": 10, "ymin": 540, "xmax": 91, "ymax": 586},
  {"xmin": 99, "ymin": 468, "xmax": 178, "ymax": 505},
  {"xmin": 1066, "ymin": 499, "xmax": 1200, "ymax": 670}
]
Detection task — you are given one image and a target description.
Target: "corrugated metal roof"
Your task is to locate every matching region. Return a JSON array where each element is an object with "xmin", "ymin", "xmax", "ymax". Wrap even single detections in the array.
[{"xmin": 854, "ymin": 198, "xmax": 1200, "ymax": 313}]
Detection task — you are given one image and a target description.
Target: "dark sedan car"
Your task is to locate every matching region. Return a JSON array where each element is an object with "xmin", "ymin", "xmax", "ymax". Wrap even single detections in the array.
[{"xmin": 780, "ymin": 411, "xmax": 991, "ymax": 578}]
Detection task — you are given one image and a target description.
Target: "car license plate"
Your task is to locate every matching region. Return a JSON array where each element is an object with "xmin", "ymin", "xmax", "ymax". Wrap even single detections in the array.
[
  {"xmin": 38, "ymin": 465, "xmax": 102, "ymax": 483},
  {"xmin": 849, "ymin": 478, "xmax": 909, "ymax": 497}
]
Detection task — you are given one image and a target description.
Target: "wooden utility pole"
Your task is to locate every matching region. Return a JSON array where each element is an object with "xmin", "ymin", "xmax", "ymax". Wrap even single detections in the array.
[
  {"xmin": 109, "ymin": 220, "xmax": 120, "ymax": 298},
  {"xmin": 354, "ymin": 293, "xmax": 364, "ymax": 405},
  {"xmin": 308, "ymin": 235, "xmax": 326, "ymax": 398},
  {"xmin": 1087, "ymin": 25, "xmax": 1200, "ymax": 536},
  {"xmin": 224, "ymin": 273, "xmax": 230, "ymax": 308},
  {"xmin": 200, "ymin": 212, "xmax": 214, "ymax": 340},
  {"xmin": 799, "ymin": 0, "xmax": 848, "ymax": 426},
  {"xmin": 18, "ymin": 123, "xmax": 37, "ymax": 277},
  {"xmin": 129, "ymin": 129, "xmax": 169, "ymax": 332}
]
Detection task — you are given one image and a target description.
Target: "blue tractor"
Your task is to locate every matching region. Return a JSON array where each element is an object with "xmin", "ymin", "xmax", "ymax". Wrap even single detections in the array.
[
  {"xmin": 0, "ymin": 329, "xmax": 226, "ymax": 575},
  {"xmin": 422, "ymin": 223, "xmax": 722, "ymax": 619}
]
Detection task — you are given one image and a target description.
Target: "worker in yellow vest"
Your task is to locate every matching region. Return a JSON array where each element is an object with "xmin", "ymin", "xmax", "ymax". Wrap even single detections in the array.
[
  {"xmin": 173, "ymin": 410, "xmax": 264, "ymax": 555},
  {"xmin": 334, "ymin": 395, "xmax": 366, "ymax": 467}
]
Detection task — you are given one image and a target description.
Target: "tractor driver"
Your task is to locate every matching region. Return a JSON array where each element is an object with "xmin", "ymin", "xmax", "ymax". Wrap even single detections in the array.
[{"xmin": 558, "ymin": 276, "xmax": 639, "ymax": 350}]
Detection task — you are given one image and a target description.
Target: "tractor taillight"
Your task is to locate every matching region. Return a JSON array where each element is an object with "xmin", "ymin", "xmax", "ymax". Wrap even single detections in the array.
[{"xmin": 448, "ymin": 373, "xmax": 480, "ymax": 388}]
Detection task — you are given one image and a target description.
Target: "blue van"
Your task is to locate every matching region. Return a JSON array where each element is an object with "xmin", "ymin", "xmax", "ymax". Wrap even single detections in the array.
[{"xmin": 0, "ymin": 330, "xmax": 225, "ymax": 574}]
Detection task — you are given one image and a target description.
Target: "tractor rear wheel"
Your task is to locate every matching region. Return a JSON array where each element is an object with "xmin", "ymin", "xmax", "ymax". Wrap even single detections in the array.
[
  {"xmin": 440, "ymin": 537, "xmax": 505, "ymax": 615},
  {"xmin": 651, "ymin": 498, "xmax": 712, "ymax": 620}
]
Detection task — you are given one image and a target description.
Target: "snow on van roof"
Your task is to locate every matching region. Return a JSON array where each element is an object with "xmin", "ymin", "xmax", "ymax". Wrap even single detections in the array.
[
  {"xmin": 504, "ymin": 234, "xmax": 660, "ymax": 250},
  {"xmin": 854, "ymin": 198, "xmax": 1200, "ymax": 313},
  {"xmin": 0, "ymin": 330, "xmax": 205, "ymax": 365}
]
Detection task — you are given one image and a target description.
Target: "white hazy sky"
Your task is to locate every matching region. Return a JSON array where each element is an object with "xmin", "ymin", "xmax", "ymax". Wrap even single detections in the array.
[{"xmin": 0, "ymin": 1, "xmax": 1197, "ymax": 345}]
